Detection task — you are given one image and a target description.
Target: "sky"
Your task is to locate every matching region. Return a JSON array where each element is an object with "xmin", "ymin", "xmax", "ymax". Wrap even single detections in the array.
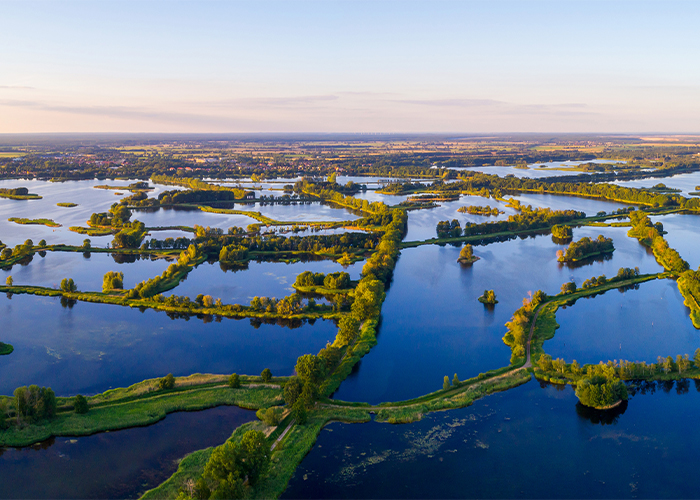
[{"xmin": 1, "ymin": 0, "xmax": 699, "ymax": 134}]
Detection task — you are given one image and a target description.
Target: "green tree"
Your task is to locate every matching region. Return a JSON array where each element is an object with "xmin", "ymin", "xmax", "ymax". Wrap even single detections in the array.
[
  {"xmin": 260, "ymin": 368, "xmax": 272, "ymax": 383},
  {"xmin": 74, "ymin": 394, "xmax": 89, "ymax": 414},
  {"xmin": 295, "ymin": 354, "xmax": 326, "ymax": 384},
  {"xmin": 60, "ymin": 278, "xmax": 77, "ymax": 292},
  {"xmin": 211, "ymin": 474, "xmax": 244, "ymax": 500},
  {"xmin": 159, "ymin": 373, "xmax": 176, "ymax": 390},
  {"xmin": 5, "ymin": 275, "xmax": 12, "ymax": 286},
  {"xmin": 452, "ymin": 373, "xmax": 460, "ymax": 385},
  {"xmin": 228, "ymin": 373, "xmax": 240, "ymax": 388},
  {"xmin": 284, "ymin": 377, "xmax": 302, "ymax": 406},
  {"xmin": 443, "ymin": 375, "xmax": 450, "ymax": 390},
  {"xmin": 292, "ymin": 399, "xmax": 307, "ymax": 424}
]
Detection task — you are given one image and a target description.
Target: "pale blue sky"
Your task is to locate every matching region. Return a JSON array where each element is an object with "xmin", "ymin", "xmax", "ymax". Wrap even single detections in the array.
[{"xmin": 1, "ymin": 0, "xmax": 698, "ymax": 133}]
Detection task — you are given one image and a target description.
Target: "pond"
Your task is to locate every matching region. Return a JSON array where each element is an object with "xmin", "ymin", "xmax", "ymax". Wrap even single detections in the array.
[
  {"xmin": 286, "ymin": 378, "xmax": 700, "ymax": 499},
  {"xmin": 545, "ymin": 279, "xmax": 698, "ymax": 365},
  {"xmin": 0, "ymin": 251, "xmax": 172, "ymax": 291},
  {"xmin": 164, "ymin": 258, "xmax": 363, "ymax": 303},
  {"xmin": 332, "ymin": 224, "xmax": 663, "ymax": 404},
  {"xmin": 0, "ymin": 405, "xmax": 255, "ymax": 499},
  {"xmin": 0, "ymin": 293, "xmax": 337, "ymax": 396}
]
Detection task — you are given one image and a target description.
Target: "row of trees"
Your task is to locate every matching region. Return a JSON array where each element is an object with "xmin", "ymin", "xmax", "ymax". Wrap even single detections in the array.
[
  {"xmin": 502, "ymin": 290, "xmax": 548, "ymax": 362},
  {"xmin": 457, "ymin": 205, "xmax": 501, "ymax": 216},
  {"xmin": 628, "ymin": 211, "xmax": 689, "ymax": 274},
  {"xmin": 436, "ymin": 207, "xmax": 585, "ymax": 239}
]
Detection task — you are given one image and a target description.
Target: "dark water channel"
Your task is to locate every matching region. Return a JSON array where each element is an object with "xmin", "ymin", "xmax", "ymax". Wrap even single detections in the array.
[
  {"xmin": 286, "ymin": 379, "xmax": 700, "ymax": 499},
  {"xmin": 0, "ymin": 294, "xmax": 337, "ymax": 396},
  {"xmin": 0, "ymin": 405, "xmax": 255, "ymax": 499}
]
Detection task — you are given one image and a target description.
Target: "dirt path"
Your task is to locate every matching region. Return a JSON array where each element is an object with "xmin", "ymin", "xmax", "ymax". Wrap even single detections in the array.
[{"xmin": 271, "ymin": 419, "xmax": 295, "ymax": 451}]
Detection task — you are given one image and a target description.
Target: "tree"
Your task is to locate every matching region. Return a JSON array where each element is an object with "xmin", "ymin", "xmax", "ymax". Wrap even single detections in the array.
[
  {"xmin": 13, "ymin": 386, "xmax": 28, "ymax": 424},
  {"xmin": 284, "ymin": 377, "xmax": 302, "ymax": 406},
  {"xmin": 239, "ymin": 430, "xmax": 270, "ymax": 485},
  {"xmin": 159, "ymin": 373, "xmax": 176, "ymax": 390},
  {"xmin": 82, "ymin": 238, "xmax": 91, "ymax": 250},
  {"xmin": 228, "ymin": 373, "xmax": 240, "ymax": 388},
  {"xmin": 60, "ymin": 278, "xmax": 77, "ymax": 292},
  {"xmin": 260, "ymin": 407, "xmax": 279, "ymax": 426},
  {"xmin": 211, "ymin": 474, "xmax": 244, "ymax": 500},
  {"xmin": 260, "ymin": 368, "xmax": 272, "ymax": 383},
  {"xmin": 292, "ymin": 399, "xmax": 307, "ymax": 424},
  {"xmin": 694, "ymin": 348, "xmax": 700, "ymax": 368},
  {"xmin": 295, "ymin": 354, "xmax": 325, "ymax": 384},
  {"xmin": 443, "ymin": 375, "xmax": 450, "ymax": 390},
  {"xmin": 561, "ymin": 281, "xmax": 576, "ymax": 294},
  {"xmin": 102, "ymin": 271, "xmax": 124, "ymax": 291},
  {"xmin": 74, "ymin": 394, "xmax": 89, "ymax": 414},
  {"xmin": 452, "ymin": 373, "xmax": 460, "ymax": 385},
  {"xmin": 5, "ymin": 276, "xmax": 12, "ymax": 286}
]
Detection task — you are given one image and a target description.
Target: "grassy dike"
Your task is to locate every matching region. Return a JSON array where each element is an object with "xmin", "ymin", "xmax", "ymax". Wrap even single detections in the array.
[
  {"xmin": 0, "ymin": 374, "xmax": 283, "ymax": 447},
  {"xmin": 0, "ymin": 283, "xmax": 342, "ymax": 321}
]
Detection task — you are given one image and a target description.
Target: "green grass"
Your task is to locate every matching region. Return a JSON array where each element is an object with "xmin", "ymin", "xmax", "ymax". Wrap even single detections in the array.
[
  {"xmin": 677, "ymin": 276, "xmax": 700, "ymax": 329},
  {"xmin": 69, "ymin": 225, "xmax": 115, "ymax": 236},
  {"xmin": 57, "ymin": 202, "xmax": 78, "ymax": 207},
  {"xmin": 0, "ymin": 375, "xmax": 282, "ymax": 447},
  {"xmin": 8, "ymin": 217, "xmax": 61, "ymax": 228}
]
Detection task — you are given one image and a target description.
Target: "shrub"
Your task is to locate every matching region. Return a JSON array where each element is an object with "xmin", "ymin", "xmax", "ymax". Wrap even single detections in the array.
[
  {"xmin": 74, "ymin": 394, "xmax": 89, "ymax": 414},
  {"xmin": 158, "ymin": 373, "xmax": 176, "ymax": 390}
]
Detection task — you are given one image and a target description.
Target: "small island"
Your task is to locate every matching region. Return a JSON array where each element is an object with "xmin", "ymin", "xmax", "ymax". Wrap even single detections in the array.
[
  {"xmin": 8, "ymin": 217, "xmax": 61, "ymax": 228},
  {"xmin": 557, "ymin": 235, "xmax": 614, "ymax": 262},
  {"xmin": 57, "ymin": 202, "xmax": 78, "ymax": 208},
  {"xmin": 0, "ymin": 187, "xmax": 41, "ymax": 200},
  {"xmin": 0, "ymin": 342, "xmax": 13, "ymax": 356},
  {"xmin": 457, "ymin": 244, "xmax": 479, "ymax": 264},
  {"xmin": 575, "ymin": 375, "xmax": 628, "ymax": 409},
  {"xmin": 478, "ymin": 289, "xmax": 498, "ymax": 305},
  {"xmin": 457, "ymin": 205, "xmax": 502, "ymax": 216}
]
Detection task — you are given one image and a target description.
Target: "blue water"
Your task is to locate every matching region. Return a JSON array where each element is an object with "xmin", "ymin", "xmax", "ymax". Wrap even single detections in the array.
[
  {"xmin": 0, "ymin": 405, "xmax": 255, "ymax": 499},
  {"xmin": 0, "ymin": 293, "xmax": 337, "ymax": 396},
  {"xmin": 333, "ymin": 224, "xmax": 663, "ymax": 404},
  {"xmin": 286, "ymin": 378, "xmax": 700, "ymax": 499}
]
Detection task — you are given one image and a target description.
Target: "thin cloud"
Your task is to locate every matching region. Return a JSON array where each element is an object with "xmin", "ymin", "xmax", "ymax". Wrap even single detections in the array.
[
  {"xmin": 0, "ymin": 85, "xmax": 35, "ymax": 90},
  {"xmin": 0, "ymin": 99, "xmax": 269, "ymax": 129}
]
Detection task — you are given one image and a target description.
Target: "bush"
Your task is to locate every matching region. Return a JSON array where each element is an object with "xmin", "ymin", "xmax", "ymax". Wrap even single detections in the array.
[
  {"xmin": 260, "ymin": 368, "xmax": 272, "ymax": 383},
  {"xmin": 228, "ymin": 373, "xmax": 240, "ymax": 388},
  {"xmin": 158, "ymin": 373, "xmax": 176, "ymax": 390},
  {"xmin": 74, "ymin": 394, "xmax": 89, "ymax": 414}
]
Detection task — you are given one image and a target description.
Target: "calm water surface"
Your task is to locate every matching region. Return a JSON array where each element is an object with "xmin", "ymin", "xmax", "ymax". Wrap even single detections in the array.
[
  {"xmin": 286, "ymin": 379, "xmax": 700, "ymax": 499},
  {"xmin": 164, "ymin": 258, "xmax": 363, "ymax": 302},
  {"xmin": 0, "ymin": 405, "xmax": 255, "ymax": 499},
  {"xmin": 0, "ymin": 179, "xmax": 181, "ymax": 247},
  {"xmin": 545, "ymin": 279, "xmax": 698, "ymax": 364},
  {"xmin": 0, "ymin": 294, "xmax": 337, "ymax": 396},
  {"xmin": 0, "ymin": 251, "xmax": 172, "ymax": 291},
  {"xmin": 333, "ymin": 224, "xmax": 663, "ymax": 404},
  {"xmin": 651, "ymin": 213, "xmax": 700, "ymax": 270}
]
